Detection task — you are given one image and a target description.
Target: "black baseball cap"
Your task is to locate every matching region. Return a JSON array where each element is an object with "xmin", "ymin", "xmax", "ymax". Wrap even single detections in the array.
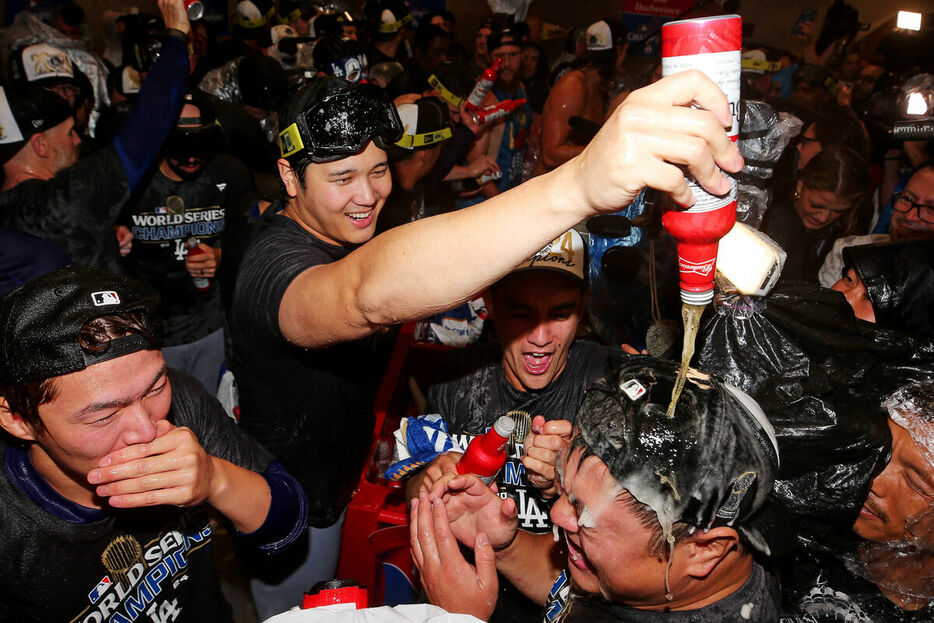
[
  {"xmin": 0, "ymin": 266, "xmax": 162, "ymax": 385},
  {"xmin": 574, "ymin": 357, "xmax": 779, "ymax": 551},
  {"xmin": 487, "ymin": 28, "xmax": 520, "ymax": 54},
  {"xmin": 278, "ymin": 76, "xmax": 402, "ymax": 163},
  {"xmin": 0, "ymin": 85, "xmax": 73, "ymax": 164}
]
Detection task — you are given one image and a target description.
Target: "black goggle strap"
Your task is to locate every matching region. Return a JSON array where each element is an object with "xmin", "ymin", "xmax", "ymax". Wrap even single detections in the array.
[
  {"xmin": 395, "ymin": 126, "xmax": 453, "ymax": 149},
  {"xmin": 427, "ymin": 75, "xmax": 464, "ymax": 108}
]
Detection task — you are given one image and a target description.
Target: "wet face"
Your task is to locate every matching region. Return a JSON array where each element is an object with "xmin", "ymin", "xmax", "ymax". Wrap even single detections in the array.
[
  {"xmin": 492, "ymin": 44, "xmax": 522, "ymax": 88},
  {"xmin": 832, "ymin": 268, "xmax": 876, "ymax": 323},
  {"xmin": 854, "ymin": 418, "xmax": 934, "ymax": 546},
  {"xmin": 889, "ymin": 168, "xmax": 934, "ymax": 241},
  {"xmin": 287, "ymin": 141, "xmax": 391, "ymax": 247},
  {"xmin": 44, "ymin": 116, "xmax": 81, "ymax": 172},
  {"xmin": 796, "ymin": 124, "xmax": 821, "ymax": 171},
  {"xmin": 551, "ymin": 447, "xmax": 675, "ymax": 605},
  {"xmin": 18, "ymin": 350, "xmax": 171, "ymax": 506},
  {"xmin": 794, "ymin": 184, "xmax": 852, "ymax": 230},
  {"xmin": 491, "ymin": 271, "xmax": 584, "ymax": 392}
]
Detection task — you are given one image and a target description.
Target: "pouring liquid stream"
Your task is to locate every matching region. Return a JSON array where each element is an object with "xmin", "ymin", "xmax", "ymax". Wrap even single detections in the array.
[{"xmin": 666, "ymin": 303, "xmax": 705, "ymax": 418}]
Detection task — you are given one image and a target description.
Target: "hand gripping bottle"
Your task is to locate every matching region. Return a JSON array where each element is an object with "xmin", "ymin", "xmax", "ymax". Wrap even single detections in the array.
[
  {"xmin": 468, "ymin": 98, "xmax": 527, "ymax": 126},
  {"xmin": 456, "ymin": 415, "xmax": 516, "ymax": 485},
  {"xmin": 186, "ymin": 237, "xmax": 212, "ymax": 292},
  {"xmin": 465, "ymin": 57, "xmax": 503, "ymax": 111},
  {"xmin": 660, "ymin": 15, "xmax": 741, "ymax": 305}
]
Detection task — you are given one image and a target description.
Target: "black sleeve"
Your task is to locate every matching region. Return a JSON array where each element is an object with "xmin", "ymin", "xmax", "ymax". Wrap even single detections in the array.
[
  {"xmin": 168, "ymin": 369, "xmax": 274, "ymax": 470},
  {"xmin": 168, "ymin": 370, "xmax": 309, "ymax": 552}
]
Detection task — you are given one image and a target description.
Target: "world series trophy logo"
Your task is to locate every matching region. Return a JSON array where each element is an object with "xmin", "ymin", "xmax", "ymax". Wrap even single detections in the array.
[{"xmin": 101, "ymin": 535, "xmax": 144, "ymax": 588}]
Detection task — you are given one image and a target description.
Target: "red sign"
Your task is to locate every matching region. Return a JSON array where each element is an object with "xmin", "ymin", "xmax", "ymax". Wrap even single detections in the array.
[{"xmin": 623, "ymin": 0, "xmax": 694, "ymax": 18}]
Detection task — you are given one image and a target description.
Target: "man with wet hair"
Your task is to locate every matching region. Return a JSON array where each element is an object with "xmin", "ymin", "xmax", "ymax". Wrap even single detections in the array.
[
  {"xmin": 781, "ymin": 379, "xmax": 934, "ymax": 620},
  {"xmin": 411, "ymin": 358, "xmax": 781, "ymax": 622},
  {"xmin": 230, "ymin": 71, "xmax": 744, "ymax": 617},
  {"xmin": 0, "ymin": 266, "xmax": 307, "ymax": 622}
]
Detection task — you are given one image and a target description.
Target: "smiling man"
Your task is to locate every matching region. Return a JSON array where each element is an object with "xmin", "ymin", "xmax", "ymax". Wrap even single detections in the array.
[
  {"xmin": 0, "ymin": 266, "xmax": 307, "ymax": 623},
  {"xmin": 228, "ymin": 71, "xmax": 745, "ymax": 618},
  {"xmin": 781, "ymin": 380, "xmax": 934, "ymax": 621},
  {"xmin": 410, "ymin": 358, "xmax": 780, "ymax": 622}
]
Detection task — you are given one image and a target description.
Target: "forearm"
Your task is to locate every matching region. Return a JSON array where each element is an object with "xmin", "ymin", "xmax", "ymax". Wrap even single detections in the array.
[
  {"xmin": 208, "ymin": 457, "xmax": 273, "ymax": 534},
  {"xmin": 495, "ymin": 531, "xmax": 563, "ymax": 605},
  {"xmin": 350, "ymin": 165, "xmax": 587, "ymax": 332}
]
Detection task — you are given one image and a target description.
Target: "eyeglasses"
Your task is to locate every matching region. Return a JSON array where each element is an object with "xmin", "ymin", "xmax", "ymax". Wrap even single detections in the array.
[
  {"xmin": 893, "ymin": 191, "xmax": 934, "ymax": 224},
  {"xmin": 279, "ymin": 83, "xmax": 403, "ymax": 162}
]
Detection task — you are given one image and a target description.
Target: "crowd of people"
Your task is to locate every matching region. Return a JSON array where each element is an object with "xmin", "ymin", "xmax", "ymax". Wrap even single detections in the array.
[{"xmin": 0, "ymin": 0, "xmax": 932, "ymax": 622}]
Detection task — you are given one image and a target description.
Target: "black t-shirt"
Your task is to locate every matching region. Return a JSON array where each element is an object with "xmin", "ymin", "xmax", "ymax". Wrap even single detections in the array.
[
  {"xmin": 120, "ymin": 154, "xmax": 251, "ymax": 345},
  {"xmin": 554, "ymin": 561, "xmax": 781, "ymax": 623},
  {"xmin": 779, "ymin": 549, "xmax": 934, "ymax": 622},
  {"xmin": 230, "ymin": 206, "xmax": 391, "ymax": 527},
  {"xmin": 0, "ymin": 146, "xmax": 129, "ymax": 273},
  {"xmin": 0, "ymin": 370, "xmax": 273, "ymax": 623}
]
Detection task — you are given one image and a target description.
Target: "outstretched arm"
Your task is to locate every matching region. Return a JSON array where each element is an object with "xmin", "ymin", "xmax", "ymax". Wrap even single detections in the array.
[{"xmin": 279, "ymin": 71, "xmax": 743, "ymax": 348}]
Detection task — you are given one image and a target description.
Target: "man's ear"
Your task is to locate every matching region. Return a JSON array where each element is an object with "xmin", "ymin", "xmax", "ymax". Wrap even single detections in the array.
[
  {"xmin": 277, "ymin": 158, "xmax": 300, "ymax": 198},
  {"xmin": 29, "ymin": 132, "xmax": 50, "ymax": 159},
  {"xmin": 0, "ymin": 397, "xmax": 38, "ymax": 442},
  {"xmin": 682, "ymin": 526, "xmax": 740, "ymax": 579}
]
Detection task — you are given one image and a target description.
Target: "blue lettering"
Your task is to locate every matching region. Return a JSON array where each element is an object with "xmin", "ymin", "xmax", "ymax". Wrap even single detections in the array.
[
  {"xmin": 503, "ymin": 460, "xmax": 524, "ymax": 486},
  {"xmin": 144, "ymin": 561, "xmax": 170, "ymax": 599},
  {"xmin": 113, "ymin": 580, "xmax": 153, "ymax": 622}
]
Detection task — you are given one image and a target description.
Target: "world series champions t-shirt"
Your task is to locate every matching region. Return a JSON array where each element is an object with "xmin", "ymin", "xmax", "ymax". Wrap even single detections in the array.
[{"xmin": 120, "ymin": 154, "xmax": 250, "ymax": 346}]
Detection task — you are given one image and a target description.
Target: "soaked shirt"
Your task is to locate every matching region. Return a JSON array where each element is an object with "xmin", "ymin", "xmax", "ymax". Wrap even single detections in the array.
[
  {"xmin": 549, "ymin": 561, "xmax": 781, "ymax": 622},
  {"xmin": 230, "ymin": 207, "xmax": 392, "ymax": 528}
]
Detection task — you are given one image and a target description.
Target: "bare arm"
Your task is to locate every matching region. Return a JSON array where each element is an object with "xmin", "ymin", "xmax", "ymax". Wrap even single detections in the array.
[
  {"xmin": 540, "ymin": 72, "xmax": 587, "ymax": 170},
  {"xmin": 278, "ymin": 71, "xmax": 743, "ymax": 348},
  {"xmin": 496, "ymin": 530, "xmax": 565, "ymax": 605}
]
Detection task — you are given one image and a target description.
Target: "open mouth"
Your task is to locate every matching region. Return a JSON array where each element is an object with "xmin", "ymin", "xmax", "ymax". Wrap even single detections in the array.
[
  {"xmin": 564, "ymin": 532, "xmax": 594, "ymax": 573},
  {"xmin": 346, "ymin": 208, "xmax": 375, "ymax": 228},
  {"xmin": 523, "ymin": 352, "xmax": 553, "ymax": 375}
]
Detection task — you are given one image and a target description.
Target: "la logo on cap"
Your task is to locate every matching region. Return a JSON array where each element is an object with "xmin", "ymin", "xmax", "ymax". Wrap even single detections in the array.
[{"xmin": 92, "ymin": 291, "xmax": 121, "ymax": 306}]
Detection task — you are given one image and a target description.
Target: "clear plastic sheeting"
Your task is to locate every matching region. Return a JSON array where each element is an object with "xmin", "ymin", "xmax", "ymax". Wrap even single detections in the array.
[
  {"xmin": 886, "ymin": 380, "xmax": 934, "ymax": 467},
  {"xmin": 697, "ymin": 281, "xmax": 934, "ymax": 556},
  {"xmin": 0, "ymin": 12, "xmax": 111, "ymax": 137},
  {"xmin": 198, "ymin": 57, "xmax": 244, "ymax": 105},
  {"xmin": 735, "ymin": 100, "xmax": 802, "ymax": 228}
]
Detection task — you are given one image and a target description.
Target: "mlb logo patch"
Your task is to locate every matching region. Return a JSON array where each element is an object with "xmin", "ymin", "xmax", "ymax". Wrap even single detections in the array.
[
  {"xmin": 88, "ymin": 576, "xmax": 112, "ymax": 603},
  {"xmin": 154, "ymin": 206, "xmax": 167, "ymax": 214},
  {"xmin": 620, "ymin": 379, "xmax": 647, "ymax": 401},
  {"xmin": 91, "ymin": 291, "xmax": 121, "ymax": 306}
]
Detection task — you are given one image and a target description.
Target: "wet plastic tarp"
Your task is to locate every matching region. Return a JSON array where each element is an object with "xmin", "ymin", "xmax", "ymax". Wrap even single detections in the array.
[{"xmin": 696, "ymin": 281, "xmax": 934, "ymax": 555}]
